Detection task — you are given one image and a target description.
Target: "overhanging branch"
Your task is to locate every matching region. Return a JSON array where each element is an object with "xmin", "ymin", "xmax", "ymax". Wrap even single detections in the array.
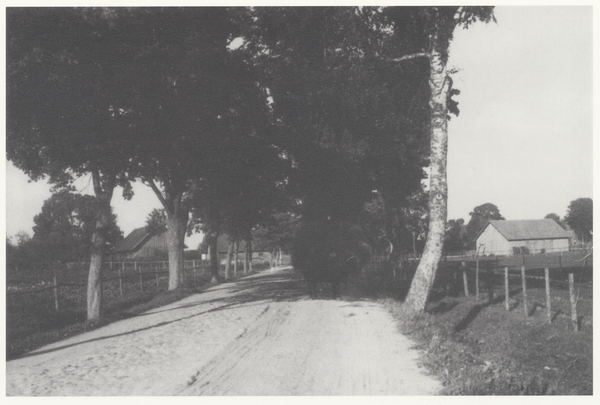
[
  {"xmin": 144, "ymin": 178, "xmax": 170, "ymax": 213},
  {"xmin": 387, "ymin": 52, "xmax": 431, "ymax": 63}
]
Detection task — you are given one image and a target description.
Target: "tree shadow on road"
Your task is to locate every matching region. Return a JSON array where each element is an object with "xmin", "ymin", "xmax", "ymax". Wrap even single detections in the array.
[{"xmin": 11, "ymin": 268, "xmax": 309, "ymax": 360}]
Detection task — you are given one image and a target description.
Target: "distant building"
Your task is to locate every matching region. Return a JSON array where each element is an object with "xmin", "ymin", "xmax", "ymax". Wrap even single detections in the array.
[
  {"xmin": 475, "ymin": 219, "xmax": 572, "ymax": 256},
  {"xmin": 111, "ymin": 227, "xmax": 170, "ymax": 261}
]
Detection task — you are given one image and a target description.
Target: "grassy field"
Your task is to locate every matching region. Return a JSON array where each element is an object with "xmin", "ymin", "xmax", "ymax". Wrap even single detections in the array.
[{"xmin": 352, "ymin": 259, "xmax": 593, "ymax": 395}]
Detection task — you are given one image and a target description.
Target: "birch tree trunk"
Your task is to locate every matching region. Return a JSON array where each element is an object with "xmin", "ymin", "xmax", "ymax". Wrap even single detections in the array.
[
  {"xmin": 404, "ymin": 34, "xmax": 450, "ymax": 313},
  {"xmin": 87, "ymin": 169, "xmax": 115, "ymax": 321}
]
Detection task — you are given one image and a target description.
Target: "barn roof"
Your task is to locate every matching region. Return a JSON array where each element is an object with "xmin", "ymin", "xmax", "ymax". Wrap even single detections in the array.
[
  {"xmin": 482, "ymin": 219, "xmax": 572, "ymax": 241},
  {"xmin": 113, "ymin": 227, "xmax": 153, "ymax": 253}
]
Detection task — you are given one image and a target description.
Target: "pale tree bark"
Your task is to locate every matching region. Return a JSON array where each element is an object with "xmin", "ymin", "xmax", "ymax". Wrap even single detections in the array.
[
  {"xmin": 247, "ymin": 239, "xmax": 253, "ymax": 273},
  {"xmin": 233, "ymin": 239, "xmax": 239, "ymax": 277},
  {"xmin": 225, "ymin": 240, "xmax": 233, "ymax": 279},
  {"xmin": 204, "ymin": 202, "xmax": 221, "ymax": 283},
  {"xmin": 87, "ymin": 168, "xmax": 116, "ymax": 321},
  {"xmin": 165, "ymin": 210, "xmax": 187, "ymax": 289},
  {"xmin": 208, "ymin": 232, "xmax": 220, "ymax": 283},
  {"xmin": 270, "ymin": 249, "xmax": 275, "ymax": 268},
  {"xmin": 404, "ymin": 34, "xmax": 450, "ymax": 313}
]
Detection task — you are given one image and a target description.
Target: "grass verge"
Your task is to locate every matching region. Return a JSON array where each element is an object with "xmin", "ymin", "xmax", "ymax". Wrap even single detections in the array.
[{"xmin": 349, "ymin": 271, "xmax": 592, "ymax": 395}]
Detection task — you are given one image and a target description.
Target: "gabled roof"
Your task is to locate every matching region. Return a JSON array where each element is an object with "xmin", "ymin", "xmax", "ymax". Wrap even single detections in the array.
[
  {"xmin": 114, "ymin": 227, "xmax": 154, "ymax": 253},
  {"xmin": 480, "ymin": 219, "xmax": 572, "ymax": 241}
]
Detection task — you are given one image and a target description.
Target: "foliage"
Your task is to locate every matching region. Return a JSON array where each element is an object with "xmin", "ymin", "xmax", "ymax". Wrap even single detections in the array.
[
  {"xmin": 7, "ymin": 191, "xmax": 123, "ymax": 271},
  {"xmin": 243, "ymin": 7, "xmax": 431, "ymax": 232},
  {"xmin": 253, "ymin": 212, "xmax": 301, "ymax": 254},
  {"xmin": 564, "ymin": 198, "xmax": 593, "ymax": 241},
  {"xmin": 444, "ymin": 218, "xmax": 468, "ymax": 253},
  {"xmin": 544, "ymin": 213, "xmax": 566, "ymax": 230},
  {"xmin": 6, "ymin": 8, "xmax": 136, "ymax": 192},
  {"xmin": 466, "ymin": 203, "xmax": 505, "ymax": 247},
  {"xmin": 145, "ymin": 208, "xmax": 167, "ymax": 236}
]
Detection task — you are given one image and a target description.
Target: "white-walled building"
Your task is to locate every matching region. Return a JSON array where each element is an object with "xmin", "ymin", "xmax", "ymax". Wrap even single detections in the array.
[{"xmin": 475, "ymin": 219, "xmax": 572, "ymax": 256}]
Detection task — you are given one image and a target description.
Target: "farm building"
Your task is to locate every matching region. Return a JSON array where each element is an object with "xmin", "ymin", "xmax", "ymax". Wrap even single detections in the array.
[
  {"xmin": 475, "ymin": 219, "xmax": 572, "ymax": 256},
  {"xmin": 111, "ymin": 227, "xmax": 172, "ymax": 261}
]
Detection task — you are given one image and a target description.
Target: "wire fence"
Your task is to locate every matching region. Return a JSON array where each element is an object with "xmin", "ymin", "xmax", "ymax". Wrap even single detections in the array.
[
  {"xmin": 362, "ymin": 249, "xmax": 593, "ymax": 332},
  {"xmin": 6, "ymin": 259, "xmax": 271, "ymax": 313}
]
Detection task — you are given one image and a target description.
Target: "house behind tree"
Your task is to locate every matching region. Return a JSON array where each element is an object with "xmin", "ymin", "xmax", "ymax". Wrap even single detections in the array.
[
  {"xmin": 111, "ymin": 227, "xmax": 169, "ymax": 261},
  {"xmin": 475, "ymin": 219, "xmax": 572, "ymax": 255}
]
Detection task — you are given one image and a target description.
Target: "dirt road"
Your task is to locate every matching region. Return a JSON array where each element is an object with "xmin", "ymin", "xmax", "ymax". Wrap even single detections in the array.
[{"xmin": 6, "ymin": 266, "xmax": 440, "ymax": 396}]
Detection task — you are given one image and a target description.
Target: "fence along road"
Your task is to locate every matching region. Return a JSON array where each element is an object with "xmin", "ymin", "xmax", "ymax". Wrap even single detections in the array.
[{"xmin": 6, "ymin": 266, "xmax": 441, "ymax": 396}]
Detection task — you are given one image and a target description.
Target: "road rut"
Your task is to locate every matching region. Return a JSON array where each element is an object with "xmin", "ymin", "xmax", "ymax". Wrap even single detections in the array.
[{"xmin": 6, "ymin": 266, "xmax": 440, "ymax": 396}]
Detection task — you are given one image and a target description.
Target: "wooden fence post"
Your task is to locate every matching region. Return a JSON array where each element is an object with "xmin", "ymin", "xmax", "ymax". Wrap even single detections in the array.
[
  {"xmin": 545, "ymin": 267, "xmax": 552, "ymax": 323},
  {"xmin": 505, "ymin": 266, "xmax": 509, "ymax": 311},
  {"xmin": 521, "ymin": 265, "xmax": 528, "ymax": 317},
  {"xmin": 559, "ymin": 252, "xmax": 562, "ymax": 269},
  {"xmin": 568, "ymin": 273, "xmax": 579, "ymax": 331},
  {"xmin": 475, "ymin": 259, "xmax": 480, "ymax": 300},
  {"xmin": 462, "ymin": 261, "xmax": 469, "ymax": 297},
  {"xmin": 53, "ymin": 264, "xmax": 59, "ymax": 311}
]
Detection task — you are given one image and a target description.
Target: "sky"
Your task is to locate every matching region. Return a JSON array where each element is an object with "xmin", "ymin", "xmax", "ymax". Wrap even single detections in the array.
[
  {"xmin": 447, "ymin": 6, "xmax": 593, "ymax": 221},
  {"xmin": 3, "ymin": 5, "xmax": 595, "ymax": 246}
]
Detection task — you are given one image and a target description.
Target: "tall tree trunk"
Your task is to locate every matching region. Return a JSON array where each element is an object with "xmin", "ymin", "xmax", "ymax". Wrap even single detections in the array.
[
  {"xmin": 247, "ymin": 239, "xmax": 253, "ymax": 273},
  {"xmin": 209, "ymin": 232, "xmax": 220, "ymax": 283},
  {"xmin": 270, "ymin": 249, "xmax": 275, "ymax": 268},
  {"xmin": 244, "ymin": 246, "xmax": 249, "ymax": 274},
  {"xmin": 146, "ymin": 179, "xmax": 189, "ymax": 290},
  {"xmin": 166, "ymin": 210, "xmax": 188, "ymax": 290},
  {"xmin": 233, "ymin": 239, "xmax": 239, "ymax": 277},
  {"xmin": 404, "ymin": 36, "xmax": 450, "ymax": 313},
  {"xmin": 225, "ymin": 240, "xmax": 233, "ymax": 279},
  {"xmin": 87, "ymin": 169, "xmax": 115, "ymax": 321}
]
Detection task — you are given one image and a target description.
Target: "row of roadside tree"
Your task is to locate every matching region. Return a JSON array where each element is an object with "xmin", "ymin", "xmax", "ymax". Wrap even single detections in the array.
[{"xmin": 7, "ymin": 7, "xmax": 498, "ymax": 319}]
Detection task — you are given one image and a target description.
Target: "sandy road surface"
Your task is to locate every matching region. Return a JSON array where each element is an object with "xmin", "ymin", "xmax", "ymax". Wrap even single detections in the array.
[{"xmin": 6, "ymin": 266, "xmax": 440, "ymax": 396}]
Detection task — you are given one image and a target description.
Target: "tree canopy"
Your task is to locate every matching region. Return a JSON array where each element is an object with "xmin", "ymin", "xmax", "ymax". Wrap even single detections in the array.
[
  {"xmin": 8, "ymin": 6, "xmax": 497, "ymax": 316},
  {"xmin": 565, "ymin": 198, "xmax": 593, "ymax": 242},
  {"xmin": 466, "ymin": 202, "xmax": 505, "ymax": 247}
]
